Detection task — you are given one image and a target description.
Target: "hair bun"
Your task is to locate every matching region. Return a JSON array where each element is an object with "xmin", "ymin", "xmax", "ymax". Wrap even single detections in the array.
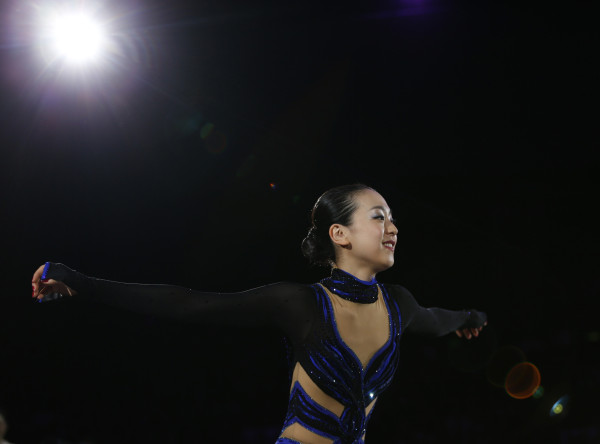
[{"xmin": 301, "ymin": 183, "xmax": 374, "ymax": 267}]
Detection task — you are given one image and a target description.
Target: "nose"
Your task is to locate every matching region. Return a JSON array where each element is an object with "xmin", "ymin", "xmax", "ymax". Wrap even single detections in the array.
[{"xmin": 387, "ymin": 220, "xmax": 398, "ymax": 235}]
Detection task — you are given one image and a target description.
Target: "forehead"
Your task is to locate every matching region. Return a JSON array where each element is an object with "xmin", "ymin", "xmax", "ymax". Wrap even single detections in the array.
[{"xmin": 354, "ymin": 189, "xmax": 390, "ymax": 211}]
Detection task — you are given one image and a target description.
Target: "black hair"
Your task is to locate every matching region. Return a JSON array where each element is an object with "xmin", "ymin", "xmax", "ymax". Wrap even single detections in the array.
[{"xmin": 301, "ymin": 183, "xmax": 374, "ymax": 267}]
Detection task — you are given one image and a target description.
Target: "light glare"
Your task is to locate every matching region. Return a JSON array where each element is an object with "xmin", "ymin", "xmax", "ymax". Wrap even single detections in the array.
[{"xmin": 48, "ymin": 13, "xmax": 106, "ymax": 65}]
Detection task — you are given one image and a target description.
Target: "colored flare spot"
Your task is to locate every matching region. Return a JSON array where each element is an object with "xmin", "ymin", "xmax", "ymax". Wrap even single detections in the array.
[
  {"xmin": 549, "ymin": 395, "xmax": 570, "ymax": 417},
  {"xmin": 505, "ymin": 362, "xmax": 541, "ymax": 399}
]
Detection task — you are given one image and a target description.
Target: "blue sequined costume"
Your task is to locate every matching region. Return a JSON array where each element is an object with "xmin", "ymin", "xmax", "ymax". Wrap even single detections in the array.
[
  {"xmin": 40, "ymin": 263, "xmax": 486, "ymax": 444},
  {"xmin": 277, "ymin": 273, "xmax": 401, "ymax": 443}
]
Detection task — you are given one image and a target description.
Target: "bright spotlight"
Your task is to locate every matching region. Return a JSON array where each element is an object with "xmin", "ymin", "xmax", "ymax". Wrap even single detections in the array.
[
  {"xmin": 50, "ymin": 13, "xmax": 106, "ymax": 64},
  {"xmin": 38, "ymin": 8, "xmax": 109, "ymax": 67}
]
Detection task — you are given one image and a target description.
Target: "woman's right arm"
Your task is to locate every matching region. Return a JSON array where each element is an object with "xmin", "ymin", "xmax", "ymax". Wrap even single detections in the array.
[{"xmin": 31, "ymin": 262, "xmax": 316, "ymax": 333}]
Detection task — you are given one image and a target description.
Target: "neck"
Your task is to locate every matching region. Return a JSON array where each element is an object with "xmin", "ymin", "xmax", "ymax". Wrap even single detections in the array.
[
  {"xmin": 321, "ymin": 267, "xmax": 379, "ymax": 304},
  {"xmin": 332, "ymin": 262, "xmax": 376, "ymax": 282}
]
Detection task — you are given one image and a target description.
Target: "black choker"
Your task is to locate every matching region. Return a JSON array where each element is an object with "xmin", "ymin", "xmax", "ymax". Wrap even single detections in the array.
[{"xmin": 320, "ymin": 268, "xmax": 379, "ymax": 304}]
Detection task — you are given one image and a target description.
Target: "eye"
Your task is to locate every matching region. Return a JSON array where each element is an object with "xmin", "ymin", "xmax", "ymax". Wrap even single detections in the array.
[{"xmin": 373, "ymin": 215, "xmax": 385, "ymax": 220}]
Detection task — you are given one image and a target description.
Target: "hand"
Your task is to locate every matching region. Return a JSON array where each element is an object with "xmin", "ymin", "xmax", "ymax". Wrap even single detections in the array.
[
  {"xmin": 455, "ymin": 322, "xmax": 487, "ymax": 340},
  {"xmin": 32, "ymin": 263, "xmax": 78, "ymax": 301}
]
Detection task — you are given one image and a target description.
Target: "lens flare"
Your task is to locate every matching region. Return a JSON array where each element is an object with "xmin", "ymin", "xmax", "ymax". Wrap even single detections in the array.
[
  {"xmin": 550, "ymin": 395, "xmax": 570, "ymax": 417},
  {"xmin": 505, "ymin": 362, "xmax": 541, "ymax": 399}
]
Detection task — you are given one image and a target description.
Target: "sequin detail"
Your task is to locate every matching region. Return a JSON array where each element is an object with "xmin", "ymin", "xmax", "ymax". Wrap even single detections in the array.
[
  {"xmin": 282, "ymin": 381, "xmax": 341, "ymax": 441},
  {"xmin": 320, "ymin": 269, "xmax": 378, "ymax": 304},
  {"xmin": 281, "ymin": 282, "xmax": 402, "ymax": 443}
]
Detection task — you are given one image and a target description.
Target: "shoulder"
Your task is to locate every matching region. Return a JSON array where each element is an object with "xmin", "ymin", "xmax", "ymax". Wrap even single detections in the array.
[
  {"xmin": 260, "ymin": 282, "xmax": 320, "ymax": 340},
  {"xmin": 252, "ymin": 281, "xmax": 318, "ymax": 309},
  {"xmin": 381, "ymin": 283, "xmax": 417, "ymax": 302},
  {"xmin": 380, "ymin": 283, "xmax": 421, "ymax": 313}
]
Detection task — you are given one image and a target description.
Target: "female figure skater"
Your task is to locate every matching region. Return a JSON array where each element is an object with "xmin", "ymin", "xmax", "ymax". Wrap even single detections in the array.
[{"xmin": 31, "ymin": 184, "xmax": 487, "ymax": 444}]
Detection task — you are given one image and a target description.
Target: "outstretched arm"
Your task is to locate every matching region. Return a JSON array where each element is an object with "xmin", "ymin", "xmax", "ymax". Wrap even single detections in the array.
[
  {"xmin": 31, "ymin": 262, "xmax": 316, "ymax": 337},
  {"xmin": 387, "ymin": 284, "xmax": 487, "ymax": 338}
]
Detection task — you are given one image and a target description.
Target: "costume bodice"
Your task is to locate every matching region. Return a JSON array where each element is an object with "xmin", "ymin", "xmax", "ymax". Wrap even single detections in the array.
[{"xmin": 282, "ymin": 269, "xmax": 402, "ymax": 443}]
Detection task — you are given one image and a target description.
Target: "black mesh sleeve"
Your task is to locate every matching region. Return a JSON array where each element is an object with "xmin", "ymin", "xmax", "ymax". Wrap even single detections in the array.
[
  {"xmin": 41, "ymin": 262, "xmax": 317, "ymax": 344},
  {"xmin": 386, "ymin": 284, "xmax": 487, "ymax": 337}
]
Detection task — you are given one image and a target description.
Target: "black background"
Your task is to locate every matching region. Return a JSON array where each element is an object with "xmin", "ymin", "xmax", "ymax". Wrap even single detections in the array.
[{"xmin": 0, "ymin": 0, "xmax": 598, "ymax": 442}]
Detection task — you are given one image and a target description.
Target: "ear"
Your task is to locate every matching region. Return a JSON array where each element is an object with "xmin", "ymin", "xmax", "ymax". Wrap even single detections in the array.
[{"xmin": 329, "ymin": 224, "xmax": 351, "ymax": 247}]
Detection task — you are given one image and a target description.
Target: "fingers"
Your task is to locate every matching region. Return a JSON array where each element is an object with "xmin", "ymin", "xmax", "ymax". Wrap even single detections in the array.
[
  {"xmin": 34, "ymin": 280, "xmax": 62, "ymax": 300},
  {"xmin": 457, "ymin": 321, "xmax": 488, "ymax": 340},
  {"xmin": 456, "ymin": 329, "xmax": 472, "ymax": 339},
  {"xmin": 32, "ymin": 279, "xmax": 76, "ymax": 301},
  {"xmin": 40, "ymin": 292, "xmax": 64, "ymax": 302},
  {"xmin": 457, "ymin": 328, "xmax": 473, "ymax": 339},
  {"xmin": 32, "ymin": 264, "xmax": 45, "ymax": 284},
  {"xmin": 31, "ymin": 263, "xmax": 76, "ymax": 302},
  {"xmin": 34, "ymin": 281, "xmax": 52, "ymax": 300},
  {"xmin": 32, "ymin": 263, "xmax": 50, "ymax": 299}
]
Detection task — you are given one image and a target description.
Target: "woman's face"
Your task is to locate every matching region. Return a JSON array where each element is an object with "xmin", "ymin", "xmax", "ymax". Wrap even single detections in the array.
[{"xmin": 342, "ymin": 189, "xmax": 398, "ymax": 273}]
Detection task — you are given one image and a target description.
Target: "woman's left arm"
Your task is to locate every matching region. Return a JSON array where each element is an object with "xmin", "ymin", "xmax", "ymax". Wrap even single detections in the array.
[{"xmin": 387, "ymin": 284, "xmax": 487, "ymax": 338}]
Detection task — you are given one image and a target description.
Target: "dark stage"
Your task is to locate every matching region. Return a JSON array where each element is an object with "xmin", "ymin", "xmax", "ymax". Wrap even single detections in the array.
[{"xmin": 0, "ymin": 0, "xmax": 598, "ymax": 443}]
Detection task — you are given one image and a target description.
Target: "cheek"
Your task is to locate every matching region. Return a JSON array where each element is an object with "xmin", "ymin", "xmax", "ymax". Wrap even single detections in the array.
[{"xmin": 362, "ymin": 228, "xmax": 384, "ymax": 248}]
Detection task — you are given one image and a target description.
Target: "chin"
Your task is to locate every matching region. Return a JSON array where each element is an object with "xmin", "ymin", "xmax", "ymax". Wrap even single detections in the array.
[{"xmin": 376, "ymin": 260, "xmax": 394, "ymax": 273}]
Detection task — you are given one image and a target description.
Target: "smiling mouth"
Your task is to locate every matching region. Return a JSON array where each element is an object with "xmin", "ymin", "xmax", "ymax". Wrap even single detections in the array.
[{"xmin": 383, "ymin": 242, "xmax": 395, "ymax": 251}]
